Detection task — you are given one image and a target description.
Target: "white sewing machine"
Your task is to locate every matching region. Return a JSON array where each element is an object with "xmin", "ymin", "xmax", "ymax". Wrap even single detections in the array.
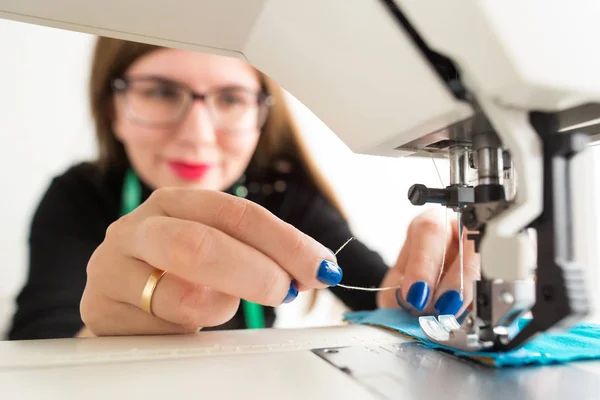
[{"xmin": 1, "ymin": 1, "xmax": 600, "ymax": 399}]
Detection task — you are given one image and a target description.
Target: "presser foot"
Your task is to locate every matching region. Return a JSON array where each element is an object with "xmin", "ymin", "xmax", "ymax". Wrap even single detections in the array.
[
  {"xmin": 418, "ymin": 313, "xmax": 495, "ymax": 352},
  {"xmin": 418, "ymin": 279, "xmax": 536, "ymax": 353}
]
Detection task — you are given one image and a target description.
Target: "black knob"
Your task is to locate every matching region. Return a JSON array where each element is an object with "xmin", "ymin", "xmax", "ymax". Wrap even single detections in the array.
[
  {"xmin": 408, "ymin": 184, "xmax": 428, "ymax": 205},
  {"xmin": 408, "ymin": 184, "xmax": 448, "ymax": 206}
]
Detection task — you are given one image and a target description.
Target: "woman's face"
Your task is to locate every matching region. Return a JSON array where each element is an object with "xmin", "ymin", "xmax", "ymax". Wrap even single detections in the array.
[{"xmin": 112, "ymin": 48, "xmax": 264, "ymax": 191}]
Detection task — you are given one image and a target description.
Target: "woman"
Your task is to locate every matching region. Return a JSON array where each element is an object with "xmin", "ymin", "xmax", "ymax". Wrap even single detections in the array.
[{"xmin": 8, "ymin": 37, "xmax": 478, "ymax": 340}]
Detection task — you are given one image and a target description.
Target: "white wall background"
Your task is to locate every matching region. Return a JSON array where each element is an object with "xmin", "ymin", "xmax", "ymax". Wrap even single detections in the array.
[
  {"xmin": 1, "ymin": 18, "xmax": 598, "ymax": 339},
  {"xmin": 0, "ymin": 20, "xmax": 96, "ymax": 338}
]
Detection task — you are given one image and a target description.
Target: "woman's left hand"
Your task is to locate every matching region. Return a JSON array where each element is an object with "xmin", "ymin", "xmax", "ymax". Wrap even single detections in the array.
[{"xmin": 377, "ymin": 208, "xmax": 480, "ymax": 317}]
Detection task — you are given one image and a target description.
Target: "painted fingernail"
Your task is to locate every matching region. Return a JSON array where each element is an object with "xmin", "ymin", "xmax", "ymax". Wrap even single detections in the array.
[
  {"xmin": 406, "ymin": 281, "xmax": 430, "ymax": 311},
  {"xmin": 395, "ymin": 289, "xmax": 412, "ymax": 313},
  {"xmin": 282, "ymin": 281, "xmax": 299, "ymax": 304},
  {"xmin": 317, "ymin": 260, "xmax": 343, "ymax": 286},
  {"xmin": 434, "ymin": 290, "xmax": 463, "ymax": 316}
]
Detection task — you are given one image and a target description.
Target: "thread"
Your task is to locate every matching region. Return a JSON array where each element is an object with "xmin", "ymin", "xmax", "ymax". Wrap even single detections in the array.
[
  {"xmin": 431, "ymin": 156, "xmax": 449, "ymax": 288},
  {"xmin": 431, "ymin": 154, "xmax": 464, "ymax": 301},
  {"xmin": 333, "ymin": 237, "xmax": 354, "ymax": 256},
  {"xmin": 331, "ymin": 237, "xmax": 401, "ymax": 292},
  {"xmin": 458, "ymin": 209, "xmax": 465, "ymax": 300},
  {"xmin": 332, "ymin": 157, "xmax": 450, "ymax": 293},
  {"xmin": 336, "ymin": 284, "xmax": 401, "ymax": 291}
]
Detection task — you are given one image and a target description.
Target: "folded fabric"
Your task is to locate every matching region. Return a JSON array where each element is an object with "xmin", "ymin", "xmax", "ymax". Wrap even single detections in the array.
[{"xmin": 344, "ymin": 308, "xmax": 600, "ymax": 367}]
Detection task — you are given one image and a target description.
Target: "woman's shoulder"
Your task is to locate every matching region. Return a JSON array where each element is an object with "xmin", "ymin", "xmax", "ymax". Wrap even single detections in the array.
[
  {"xmin": 53, "ymin": 161, "xmax": 109, "ymax": 184},
  {"xmin": 34, "ymin": 161, "xmax": 123, "ymax": 221},
  {"xmin": 51, "ymin": 161, "xmax": 123, "ymax": 193},
  {"xmin": 27, "ymin": 161, "xmax": 125, "ymax": 244}
]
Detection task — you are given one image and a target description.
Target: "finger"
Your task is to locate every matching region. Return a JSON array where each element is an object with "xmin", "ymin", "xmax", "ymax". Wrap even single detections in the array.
[
  {"xmin": 441, "ymin": 215, "xmax": 460, "ymax": 275},
  {"xmin": 143, "ymin": 188, "xmax": 341, "ymax": 289},
  {"xmin": 375, "ymin": 232, "xmax": 411, "ymax": 309},
  {"xmin": 401, "ymin": 208, "xmax": 454, "ymax": 313},
  {"xmin": 376, "ymin": 273, "xmax": 408, "ymax": 310},
  {"xmin": 109, "ymin": 216, "xmax": 297, "ymax": 307},
  {"xmin": 431, "ymin": 231, "xmax": 480, "ymax": 317},
  {"xmin": 87, "ymin": 246, "xmax": 243, "ymax": 327},
  {"xmin": 86, "ymin": 244, "xmax": 246, "ymax": 328},
  {"xmin": 394, "ymin": 227, "xmax": 412, "ymax": 275},
  {"xmin": 80, "ymin": 290, "xmax": 195, "ymax": 336}
]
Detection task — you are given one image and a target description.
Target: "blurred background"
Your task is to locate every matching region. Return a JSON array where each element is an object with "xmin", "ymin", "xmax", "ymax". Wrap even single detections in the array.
[{"xmin": 1, "ymin": 18, "xmax": 598, "ymax": 339}]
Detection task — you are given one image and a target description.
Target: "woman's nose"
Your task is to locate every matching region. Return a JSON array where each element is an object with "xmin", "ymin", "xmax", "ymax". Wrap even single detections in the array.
[{"xmin": 176, "ymin": 102, "xmax": 218, "ymax": 144}]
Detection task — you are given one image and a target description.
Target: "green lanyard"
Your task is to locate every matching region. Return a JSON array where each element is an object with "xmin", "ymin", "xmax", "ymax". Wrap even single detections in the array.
[{"xmin": 121, "ymin": 168, "xmax": 265, "ymax": 329}]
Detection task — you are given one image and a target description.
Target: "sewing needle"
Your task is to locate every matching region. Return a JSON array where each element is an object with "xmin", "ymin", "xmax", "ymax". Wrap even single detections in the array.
[{"xmin": 457, "ymin": 209, "xmax": 464, "ymax": 300}]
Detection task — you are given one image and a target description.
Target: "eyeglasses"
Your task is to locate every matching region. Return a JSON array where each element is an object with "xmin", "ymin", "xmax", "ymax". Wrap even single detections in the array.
[{"xmin": 110, "ymin": 76, "xmax": 274, "ymax": 134}]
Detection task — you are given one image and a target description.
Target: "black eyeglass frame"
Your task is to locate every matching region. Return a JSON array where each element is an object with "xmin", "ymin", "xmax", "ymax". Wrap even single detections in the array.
[{"xmin": 110, "ymin": 75, "xmax": 275, "ymax": 131}]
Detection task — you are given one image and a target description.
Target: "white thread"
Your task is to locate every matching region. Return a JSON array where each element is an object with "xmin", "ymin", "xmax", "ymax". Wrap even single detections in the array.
[
  {"xmin": 331, "ymin": 156, "xmax": 451, "ymax": 294},
  {"xmin": 336, "ymin": 284, "xmax": 400, "ymax": 291},
  {"xmin": 331, "ymin": 237, "xmax": 402, "ymax": 292},
  {"xmin": 431, "ymin": 156, "xmax": 445, "ymax": 188},
  {"xmin": 431, "ymin": 156, "xmax": 448, "ymax": 287},
  {"xmin": 334, "ymin": 237, "xmax": 355, "ymax": 256},
  {"xmin": 458, "ymin": 210, "xmax": 465, "ymax": 300}
]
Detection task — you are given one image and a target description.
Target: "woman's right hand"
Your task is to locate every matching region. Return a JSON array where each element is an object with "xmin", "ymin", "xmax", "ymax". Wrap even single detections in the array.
[{"xmin": 79, "ymin": 187, "xmax": 342, "ymax": 336}]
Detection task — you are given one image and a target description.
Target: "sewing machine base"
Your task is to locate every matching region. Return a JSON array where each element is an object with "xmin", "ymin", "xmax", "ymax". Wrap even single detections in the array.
[
  {"xmin": 314, "ymin": 342, "xmax": 600, "ymax": 400},
  {"xmin": 1, "ymin": 325, "xmax": 599, "ymax": 399}
]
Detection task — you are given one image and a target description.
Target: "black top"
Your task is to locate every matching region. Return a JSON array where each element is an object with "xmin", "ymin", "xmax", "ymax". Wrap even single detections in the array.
[{"xmin": 7, "ymin": 160, "xmax": 389, "ymax": 340}]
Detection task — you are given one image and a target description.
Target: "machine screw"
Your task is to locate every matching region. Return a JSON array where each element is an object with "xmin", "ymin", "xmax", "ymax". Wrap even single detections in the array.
[
  {"xmin": 499, "ymin": 291, "xmax": 514, "ymax": 305},
  {"xmin": 462, "ymin": 209, "xmax": 478, "ymax": 229},
  {"xmin": 466, "ymin": 316, "xmax": 474, "ymax": 327},
  {"xmin": 542, "ymin": 285, "xmax": 554, "ymax": 301}
]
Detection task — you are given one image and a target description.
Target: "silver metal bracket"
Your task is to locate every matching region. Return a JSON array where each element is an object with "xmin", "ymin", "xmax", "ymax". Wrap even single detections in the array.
[
  {"xmin": 419, "ymin": 314, "xmax": 493, "ymax": 352},
  {"xmin": 418, "ymin": 279, "xmax": 535, "ymax": 352}
]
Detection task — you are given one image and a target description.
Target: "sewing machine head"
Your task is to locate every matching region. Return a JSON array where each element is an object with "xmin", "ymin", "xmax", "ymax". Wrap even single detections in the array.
[
  {"xmin": 1, "ymin": 0, "xmax": 599, "ymax": 352},
  {"xmin": 402, "ymin": 112, "xmax": 535, "ymax": 352},
  {"xmin": 401, "ymin": 103, "xmax": 600, "ymax": 352}
]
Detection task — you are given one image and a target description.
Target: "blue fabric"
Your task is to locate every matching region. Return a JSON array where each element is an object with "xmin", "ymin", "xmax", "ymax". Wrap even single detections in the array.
[{"xmin": 344, "ymin": 308, "xmax": 600, "ymax": 367}]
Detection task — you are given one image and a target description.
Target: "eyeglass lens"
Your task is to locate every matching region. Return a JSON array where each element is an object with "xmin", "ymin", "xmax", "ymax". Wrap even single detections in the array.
[{"xmin": 120, "ymin": 79, "xmax": 267, "ymax": 132}]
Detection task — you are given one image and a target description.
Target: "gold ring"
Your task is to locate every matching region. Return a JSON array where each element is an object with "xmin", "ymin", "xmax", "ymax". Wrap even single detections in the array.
[{"xmin": 140, "ymin": 268, "xmax": 167, "ymax": 316}]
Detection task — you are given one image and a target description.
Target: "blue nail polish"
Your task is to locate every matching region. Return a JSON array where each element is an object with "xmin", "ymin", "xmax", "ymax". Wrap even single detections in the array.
[
  {"xmin": 317, "ymin": 260, "xmax": 343, "ymax": 286},
  {"xmin": 434, "ymin": 290, "xmax": 463, "ymax": 316},
  {"xmin": 282, "ymin": 281, "xmax": 299, "ymax": 304},
  {"xmin": 406, "ymin": 281, "xmax": 430, "ymax": 311}
]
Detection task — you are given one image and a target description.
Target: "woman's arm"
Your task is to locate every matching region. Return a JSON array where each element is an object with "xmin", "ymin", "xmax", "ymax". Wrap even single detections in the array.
[{"xmin": 8, "ymin": 165, "xmax": 112, "ymax": 340}]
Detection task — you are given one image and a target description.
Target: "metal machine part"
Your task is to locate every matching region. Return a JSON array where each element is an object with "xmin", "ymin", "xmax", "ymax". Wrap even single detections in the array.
[
  {"xmin": 407, "ymin": 111, "xmax": 594, "ymax": 352},
  {"xmin": 380, "ymin": 1, "xmax": 597, "ymax": 353},
  {"xmin": 313, "ymin": 343, "xmax": 600, "ymax": 400},
  {"xmin": 476, "ymin": 147, "xmax": 503, "ymax": 186},
  {"xmin": 407, "ymin": 145, "xmax": 477, "ymax": 211},
  {"xmin": 449, "ymin": 145, "xmax": 470, "ymax": 186}
]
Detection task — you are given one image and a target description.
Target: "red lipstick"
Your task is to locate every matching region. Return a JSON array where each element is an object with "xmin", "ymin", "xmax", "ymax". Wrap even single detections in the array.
[{"xmin": 167, "ymin": 160, "xmax": 213, "ymax": 181}]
